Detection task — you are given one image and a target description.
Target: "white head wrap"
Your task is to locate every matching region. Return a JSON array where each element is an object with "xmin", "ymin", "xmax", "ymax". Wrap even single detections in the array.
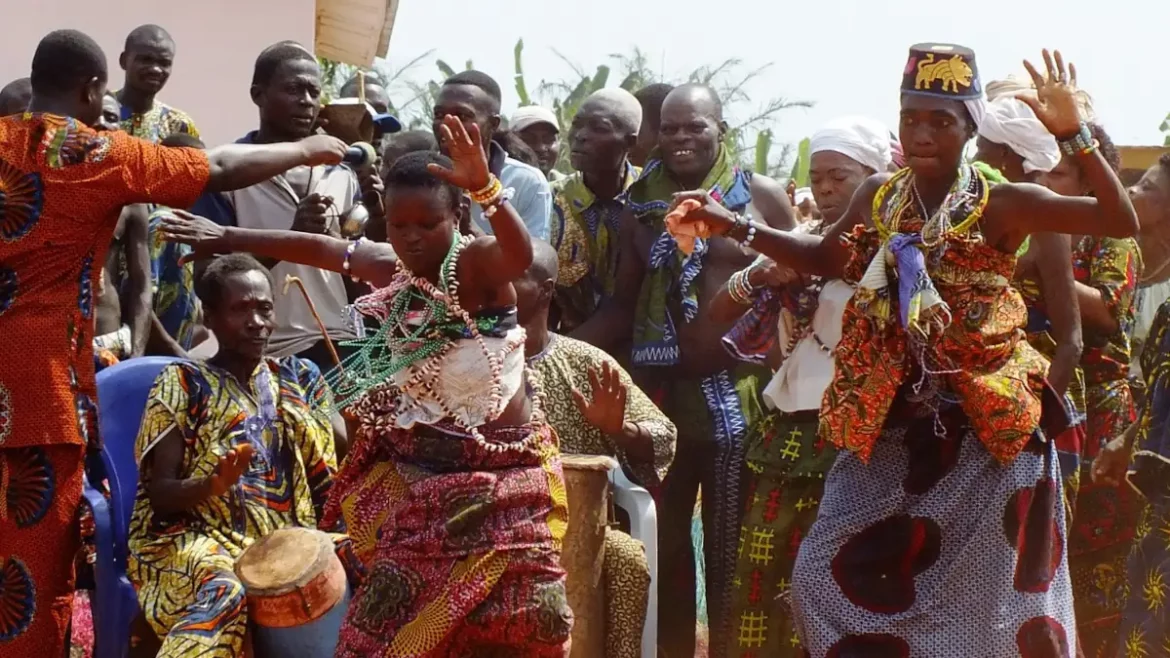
[
  {"xmin": 986, "ymin": 74, "xmax": 1097, "ymax": 122},
  {"xmin": 510, "ymin": 105, "xmax": 560, "ymax": 133},
  {"xmin": 793, "ymin": 187, "xmax": 814, "ymax": 206},
  {"xmin": 808, "ymin": 116, "xmax": 893, "ymax": 173},
  {"xmin": 976, "ymin": 96, "xmax": 1060, "ymax": 174}
]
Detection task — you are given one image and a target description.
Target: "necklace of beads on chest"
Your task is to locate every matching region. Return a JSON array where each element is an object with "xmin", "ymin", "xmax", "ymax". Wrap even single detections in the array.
[
  {"xmin": 381, "ymin": 234, "xmax": 541, "ymax": 448},
  {"xmin": 873, "ymin": 166, "xmax": 989, "ymax": 249}
]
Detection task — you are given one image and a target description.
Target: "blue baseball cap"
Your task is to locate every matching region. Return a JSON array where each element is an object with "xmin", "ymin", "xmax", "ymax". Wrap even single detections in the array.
[{"xmin": 373, "ymin": 112, "xmax": 402, "ymax": 134}]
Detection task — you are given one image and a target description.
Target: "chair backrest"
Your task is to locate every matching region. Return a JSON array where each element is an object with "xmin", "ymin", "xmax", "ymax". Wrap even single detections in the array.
[{"xmin": 95, "ymin": 357, "xmax": 183, "ymax": 554}]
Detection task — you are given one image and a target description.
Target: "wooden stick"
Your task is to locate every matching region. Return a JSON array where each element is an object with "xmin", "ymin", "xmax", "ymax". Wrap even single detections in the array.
[
  {"xmin": 282, "ymin": 275, "xmax": 343, "ymax": 371},
  {"xmin": 358, "ymin": 70, "xmax": 366, "ymax": 105}
]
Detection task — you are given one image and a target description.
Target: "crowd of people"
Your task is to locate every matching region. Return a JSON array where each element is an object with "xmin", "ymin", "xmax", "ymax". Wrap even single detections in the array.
[{"xmin": 3, "ymin": 21, "xmax": 1170, "ymax": 658}]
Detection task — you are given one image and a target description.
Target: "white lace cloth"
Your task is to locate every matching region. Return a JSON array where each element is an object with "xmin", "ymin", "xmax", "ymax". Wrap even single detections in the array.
[{"xmin": 389, "ymin": 325, "xmax": 527, "ymax": 429}]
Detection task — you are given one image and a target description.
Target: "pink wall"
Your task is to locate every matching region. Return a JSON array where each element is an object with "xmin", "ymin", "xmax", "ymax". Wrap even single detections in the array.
[{"xmin": 0, "ymin": 0, "xmax": 316, "ymax": 147}]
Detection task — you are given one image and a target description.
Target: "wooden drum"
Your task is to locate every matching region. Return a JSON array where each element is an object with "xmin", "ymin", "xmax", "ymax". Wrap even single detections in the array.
[
  {"xmin": 235, "ymin": 527, "xmax": 350, "ymax": 658},
  {"xmin": 560, "ymin": 454, "xmax": 617, "ymax": 658}
]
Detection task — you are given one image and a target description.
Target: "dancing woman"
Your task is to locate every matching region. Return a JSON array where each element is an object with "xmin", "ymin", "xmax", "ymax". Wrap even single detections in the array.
[
  {"xmin": 161, "ymin": 116, "xmax": 573, "ymax": 656},
  {"xmin": 666, "ymin": 45, "xmax": 1137, "ymax": 656}
]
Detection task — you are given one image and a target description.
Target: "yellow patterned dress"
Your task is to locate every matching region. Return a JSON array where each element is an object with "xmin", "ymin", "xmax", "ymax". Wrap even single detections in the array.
[
  {"xmin": 528, "ymin": 333, "xmax": 676, "ymax": 658},
  {"xmin": 128, "ymin": 357, "xmax": 341, "ymax": 658},
  {"xmin": 1066, "ymin": 235, "xmax": 1145, "ymax": 658},
  {"xmin": 1120, "ymin": 299, "xmax": 1170, "ymax": 656}
]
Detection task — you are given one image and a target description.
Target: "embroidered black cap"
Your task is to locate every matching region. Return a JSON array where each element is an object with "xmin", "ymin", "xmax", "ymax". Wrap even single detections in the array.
[{"xmin": 902, "ymin": 43, "xmax": 982, "ymax": 100}]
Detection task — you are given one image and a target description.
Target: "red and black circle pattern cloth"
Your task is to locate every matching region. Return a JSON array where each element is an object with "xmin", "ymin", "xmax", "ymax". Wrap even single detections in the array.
[{"xmin": 791, "ymin": 409, "xmax": 1075, "ymax": 657}]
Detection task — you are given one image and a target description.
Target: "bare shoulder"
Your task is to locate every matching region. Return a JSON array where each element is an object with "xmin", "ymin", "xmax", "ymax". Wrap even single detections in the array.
[
  {"xmin": 749, "ymin": 173, "xmax": 787, "ymax": 200},
  {"xmin": 749, "ymin": 173, "xmax": 796, "ymax": 230}
]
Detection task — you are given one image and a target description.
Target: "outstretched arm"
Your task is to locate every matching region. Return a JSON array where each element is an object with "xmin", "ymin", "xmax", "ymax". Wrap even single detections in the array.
[
  {"xmin": 203, "ymin": 135, "xmax": 348, "ymax": 192},
  {"xmin": 160, "ymin": 212, "xmax": 400, "ymax": 289},
  {"xmin": 670, "ymin": 174, "xmax": 881, "ymax": 279}
]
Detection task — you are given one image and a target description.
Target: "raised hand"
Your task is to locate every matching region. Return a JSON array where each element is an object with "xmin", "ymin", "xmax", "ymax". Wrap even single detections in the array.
[
  {"xmin": 571, "ymin": 361, "xmax": 628, "ymax": 437},
  {"xmin": 1018, "ymin": 49, "xmax": 1083, "ymax": 138},
  {"xmin": 668, "ymin": 190, "xmax": 738, "ymax": 235},
  {"xmin": 206, "ymin": 443, "xmax": 255, "ymax": 497},
  {"xmin": 299, "ymin": 134, "xmax": 348, "ymax": 166},
  {"xmin": 159, "ymin": 210, "xmax": 228, "ymax": 265},
  {"xmin": 427, "ymin": 115, "xmax": 491, "ymax": 192}
]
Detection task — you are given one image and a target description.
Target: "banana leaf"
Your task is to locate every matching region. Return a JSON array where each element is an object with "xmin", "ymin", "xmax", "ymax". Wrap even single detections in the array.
[
  {"xmin": 514, "ymin": 39, "xmax": 531, "ymax": 106},
  {"xmin": 788, "ymin": 137, "xmax": 811, "ymax": 187}
]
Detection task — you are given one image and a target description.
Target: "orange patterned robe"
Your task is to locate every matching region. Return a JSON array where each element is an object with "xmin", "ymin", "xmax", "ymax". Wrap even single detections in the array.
[
  {"xmin": 820, "ymin": 222, "xmax": 1049, "ymax": 463},
  {"xmin": 0, "ymin": 113, "xmax": 208, "ymax": 654}
]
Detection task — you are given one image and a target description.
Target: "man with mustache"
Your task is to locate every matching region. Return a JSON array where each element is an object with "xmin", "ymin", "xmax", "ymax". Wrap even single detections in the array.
[
  {"xmin": 191, "ymin": 42, "xmax": 367, "ymax": 370},
  {"xmin": 574, "ymin": 83, "xmax": 796, "ymax": 657},
  {"xmin": 115, "ymin": 24, "xmax": 199, "ymax": 142}
]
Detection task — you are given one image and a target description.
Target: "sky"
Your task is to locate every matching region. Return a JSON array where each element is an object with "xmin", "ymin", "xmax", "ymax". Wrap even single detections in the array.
[{"xmin": 379, "ymin": 0, "xmax": 1169, "ymax": 163}]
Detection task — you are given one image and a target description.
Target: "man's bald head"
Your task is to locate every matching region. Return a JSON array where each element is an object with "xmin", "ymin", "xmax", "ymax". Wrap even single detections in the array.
[
  {"xmin": 0, "ymin": 78, "xmax": 32, "ymax": 116},
  {"xmin": 516, "ymin": 240, "xmax": 559, "ymax": 326},
  {"xmin": 121, "ymin": 24, "xmax": 175, "ymax": 98},
  {"xmin": 662, "ymin": 83, "xmax": 723, "ymax": 123},
  {"xmin": 659, "ymin": 84, "xmax": 726, "ymax": 182},
  {"xmin": 526, "ymin": 239, "xmax": 559, "ymax": 285},
  {"xmin": 124, "ymin": 24, "xmax": 173, "ymax": 51},
  {"xmin": 579, "ymin": 88, "xmax": 643, "ymax": 138}
]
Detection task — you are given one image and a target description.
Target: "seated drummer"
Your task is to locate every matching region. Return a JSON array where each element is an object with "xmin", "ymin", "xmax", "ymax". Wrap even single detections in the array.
[
  {"xmin": 518, "ymin": 240, "xmax": 677, "ymax": 658},
  {"xmin": 128, "ymin": 254, "xmax": 352, "ymax": 658}
]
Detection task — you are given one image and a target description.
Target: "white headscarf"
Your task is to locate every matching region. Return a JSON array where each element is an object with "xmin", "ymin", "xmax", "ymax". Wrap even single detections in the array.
[
  {"xmin": 809, "ymin": 116, "xmax": 893, "ymax": 173},
  {"xmin": 976, "ymin": 96, "xmax": 1060, "ymax": 174},
  {"xmin": 986, "ymin": 74, "xmax": 1097, "ymax": 122}
]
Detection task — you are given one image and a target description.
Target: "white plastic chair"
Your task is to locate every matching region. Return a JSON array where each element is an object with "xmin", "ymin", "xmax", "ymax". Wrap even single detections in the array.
[{"xmin": 609, "ymin": 465, "xmax": 658, "ymax": 658}]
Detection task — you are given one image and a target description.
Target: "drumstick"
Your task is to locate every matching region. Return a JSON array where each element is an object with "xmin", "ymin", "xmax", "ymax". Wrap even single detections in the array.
[
  {"xmin": 358, "ymin": 70, "xmax": 366, "ymax": 105},
  {"xmin": 282, "ymin": 275, "xmax": 344, "ymax": 371}
]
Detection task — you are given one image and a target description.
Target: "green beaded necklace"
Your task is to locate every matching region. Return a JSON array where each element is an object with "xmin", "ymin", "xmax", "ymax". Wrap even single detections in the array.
[{"xmin": 327, "ymin": 234, "xmax": 472, "ymax": 408}]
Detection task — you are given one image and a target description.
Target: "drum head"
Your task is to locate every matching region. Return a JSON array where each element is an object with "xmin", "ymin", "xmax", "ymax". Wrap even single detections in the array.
[
  {"xmin": 560, "ymin": 454, "xmax": 618, "ymax": 472},
  {"xmin": 237, "ymin": 527, "xmax": 332, "ymax": 595}
]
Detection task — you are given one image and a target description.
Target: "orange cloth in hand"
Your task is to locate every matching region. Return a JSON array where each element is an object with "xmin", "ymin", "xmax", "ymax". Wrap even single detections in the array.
[{"xmin": 664, "ymin": 199, "xmax": 710, "ymax": 255}]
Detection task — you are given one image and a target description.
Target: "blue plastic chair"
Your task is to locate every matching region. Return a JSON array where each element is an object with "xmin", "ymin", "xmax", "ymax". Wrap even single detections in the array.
[{"xmin": 84, "ymin": 356, "xmax": 182, "ymax": 658}]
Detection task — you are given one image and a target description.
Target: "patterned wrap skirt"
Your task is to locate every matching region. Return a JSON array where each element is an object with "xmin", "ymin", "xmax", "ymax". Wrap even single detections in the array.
[
  {"xmin": 790, "ymin": 394, "xmax": 1076, "ymax": 657},
  {"xmin": 322, "ymin": 388, "xmax": 573, "ymax": 658}
]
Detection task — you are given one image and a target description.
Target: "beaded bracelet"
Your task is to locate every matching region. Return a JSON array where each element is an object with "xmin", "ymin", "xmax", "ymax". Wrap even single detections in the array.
[
  {"xmin": 342, "ymin": 237, "xmax": 368, "ymax": 282},
  {"xmin": 1057, "ymin": 123, "xmax": 1094, "ymax": 157},
  {"xmin": 739, "ymin": 221, "xmax": 758, "ymax": 249},
  {"xmin": 726, "ymin": 267, "xmax": 755, "ymax": 305},
  {"xmin": 483, "ymin": 187, "xmax": 516, "ymax": 218},
  {"xmin": 470, "ymin": 175, "xmax": 504, "ymax": 205}
]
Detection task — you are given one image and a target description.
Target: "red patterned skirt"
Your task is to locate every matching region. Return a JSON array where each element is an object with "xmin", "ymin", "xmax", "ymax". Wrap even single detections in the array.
[{"xmin": 322, "ymin": 388, "xmax": 572, "ymax": 657}]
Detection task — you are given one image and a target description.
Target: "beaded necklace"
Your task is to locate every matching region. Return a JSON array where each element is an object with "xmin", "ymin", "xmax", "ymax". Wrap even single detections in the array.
[
  {"xmin": 328, "ymin": 234, "xmax": 539, "ymax": 446},
  {"xmin": 871, "ymin": 165, "xmax": 990, "ymax": 248}
]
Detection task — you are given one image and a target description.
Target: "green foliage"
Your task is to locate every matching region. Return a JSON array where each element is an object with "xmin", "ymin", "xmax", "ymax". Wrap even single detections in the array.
[
  {"xmin": 1162, "ymin": 112, "xmax": 1170, "ymax": 146},
  {"xmin": 321, "ymin": 41, "xmax": 812, "ymax": 174},
  {"xmin": 788, "ymin": 137, "xmax": 811, "ymax": 187},
  {"xmin": 514, "ymin": 40, "xmax": 532, "ymax": 106}
]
